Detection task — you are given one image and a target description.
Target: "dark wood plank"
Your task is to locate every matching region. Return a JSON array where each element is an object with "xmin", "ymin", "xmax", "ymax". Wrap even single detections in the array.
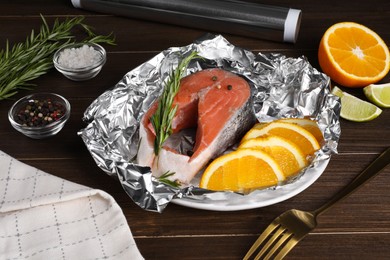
[{"xmin": 135, "ymin": 233, "xmax": 390, "ymax": 260}]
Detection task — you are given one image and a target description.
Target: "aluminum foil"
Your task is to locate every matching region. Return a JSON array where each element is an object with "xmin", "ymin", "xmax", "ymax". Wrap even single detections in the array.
[{"xmin": 79, "ymin": 34, "xmax": 340, "ymax": 212}]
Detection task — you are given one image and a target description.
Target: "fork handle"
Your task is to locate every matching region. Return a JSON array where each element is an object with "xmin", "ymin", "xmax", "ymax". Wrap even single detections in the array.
[{"xmin": 313, "ymin": 147, "xmax": 390, "ymax": 216}]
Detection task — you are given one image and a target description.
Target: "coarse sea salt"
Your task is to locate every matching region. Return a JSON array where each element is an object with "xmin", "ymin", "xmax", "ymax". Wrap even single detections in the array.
[{"xmin": 58, "ymin": 44, "xmax": 101, "ymax": 69}]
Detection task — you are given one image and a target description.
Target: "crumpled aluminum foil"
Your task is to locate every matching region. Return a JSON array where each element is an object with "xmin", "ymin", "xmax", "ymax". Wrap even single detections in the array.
[{"xmin": 79, "ymin": 34, "xmax": 341, "ymax": 212}]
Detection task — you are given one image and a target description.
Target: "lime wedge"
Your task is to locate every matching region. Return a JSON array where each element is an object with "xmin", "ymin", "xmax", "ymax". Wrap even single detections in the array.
[
  {"xmin": 331, "ymin": 86, "xmax": 382, "ymax": 122},
  {"xmin": 363, "ymin": 83, "xmax": 390, "ymax": 108}
]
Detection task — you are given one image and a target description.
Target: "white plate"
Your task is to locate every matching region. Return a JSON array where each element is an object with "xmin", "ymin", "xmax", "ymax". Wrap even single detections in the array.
[{"xmin": 171, "ymin": 158, "xmax": 330, "ymax": 211}]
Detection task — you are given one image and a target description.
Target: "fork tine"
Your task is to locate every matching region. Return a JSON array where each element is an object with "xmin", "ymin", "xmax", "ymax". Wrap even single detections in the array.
[
  {"xmin": 263, "ymin": 230, "xmax": 293, "ymax": 260},
  {"xmin": 254, "ymin": 226, "xmax": 286, "ymax": 260},
  {"xmin": 274, "ymin": 235, "xmax": 301, "ymax": 259},
  {"xmin": 243, "ymin": 222, "xmax": 280, "ymax": 260}
]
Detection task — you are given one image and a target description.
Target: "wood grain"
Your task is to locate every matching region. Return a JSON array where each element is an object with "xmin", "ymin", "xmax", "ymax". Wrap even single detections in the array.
[{"xmin": 0, "ymin": 1, "xmax": 389, "ymax": 259}]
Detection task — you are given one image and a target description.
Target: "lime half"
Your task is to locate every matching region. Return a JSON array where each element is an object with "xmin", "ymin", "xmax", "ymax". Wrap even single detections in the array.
[
  {"xmin": 363, "ymin": 83, "xmax": 390, "ymax": 108},
  {"xmin": 331, "ymin": 86, "xmax": 382, "ymax": 122}
]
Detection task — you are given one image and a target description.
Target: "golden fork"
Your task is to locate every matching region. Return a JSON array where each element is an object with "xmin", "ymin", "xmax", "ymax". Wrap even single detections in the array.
[{"xmin": 243, "ymin": 147, "xmax": 390, "ymax": 260}]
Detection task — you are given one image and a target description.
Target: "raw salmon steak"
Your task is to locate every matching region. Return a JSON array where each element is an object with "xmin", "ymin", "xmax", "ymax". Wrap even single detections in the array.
[{"xmin": 137, "ymin": 68, "xmax": 255, "ymax": 185}]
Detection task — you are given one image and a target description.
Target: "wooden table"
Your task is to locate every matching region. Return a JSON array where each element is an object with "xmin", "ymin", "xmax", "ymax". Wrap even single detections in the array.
[{"xmin": 1, "ymin": 1, "xmax": 389, "ymax": 259}]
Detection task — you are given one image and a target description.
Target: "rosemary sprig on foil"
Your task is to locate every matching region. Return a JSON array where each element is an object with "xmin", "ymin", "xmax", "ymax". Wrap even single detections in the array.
[
  {"xmin": 150, "ymin": 51, "xmax": 199, "ymax": 155},
  {"xmin": 0, "ymin": 14, "xmax": 115, "ymax": 100},
  {"xmin": 158, "ymin": 171, "xmax": 180, "ymax": 188}
]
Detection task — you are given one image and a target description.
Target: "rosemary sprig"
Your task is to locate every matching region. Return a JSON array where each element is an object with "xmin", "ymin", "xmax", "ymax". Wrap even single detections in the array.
[
  {"xmin": 158, "ymin": 171, "xmax": 181, "ymax": 188},
  {"xmin": 150, "ymin": 51, "xmax": 199, "ymax": 155},
  {"xmin": 0, "ymin": 14, "xmax": 115, "ymax": 100}
]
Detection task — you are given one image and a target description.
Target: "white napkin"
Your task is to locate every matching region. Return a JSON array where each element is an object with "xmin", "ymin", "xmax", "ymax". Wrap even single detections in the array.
[{"xmin": 0, "ymin": 150, "xmax": 144, "ymax": 260}]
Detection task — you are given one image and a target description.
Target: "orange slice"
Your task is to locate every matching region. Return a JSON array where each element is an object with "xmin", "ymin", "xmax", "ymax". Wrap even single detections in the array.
[
  {"xmin": 242, "ymin": 121, "xmax": 320, "ymax": 158},
  {"xmin": 278, "ymin": 118, "xmax": 324, "ymax": 144},
  {"xmin": 199, "ymin": 149, "xmax": 284, "ymax": 192},
  {"xmin": 318, "ymin": 22, "xmax": 390, "ymax": 88},
  {"xmin": 239, "ymin": 135, "xmax": 307, "ymax": 178}
]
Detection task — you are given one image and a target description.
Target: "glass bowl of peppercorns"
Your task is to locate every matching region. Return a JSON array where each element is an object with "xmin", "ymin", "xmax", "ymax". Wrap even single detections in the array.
[{"xmin": 8, "ymin": 93, "xmax": 71, "ymax": 139}]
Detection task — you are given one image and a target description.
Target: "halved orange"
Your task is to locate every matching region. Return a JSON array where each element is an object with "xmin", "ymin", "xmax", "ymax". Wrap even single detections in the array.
[
  {"xmin": 242, "ymin": 121, "xmax": 320, "ymax": 158},
  {"xmin": 239, "ymin": 135, "xmax": 307, "ymax": 178},
  {"xmin": 199, "ymin": 149, "xmax": 284, "ymax": 192},
  {"xmin": 318, "ymin": 22, "xmax": 390, "ymax": 88}
]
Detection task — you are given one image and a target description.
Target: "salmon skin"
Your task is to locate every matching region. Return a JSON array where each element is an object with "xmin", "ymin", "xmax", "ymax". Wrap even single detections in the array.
[{"xmin": 137, "ymin": 68, "xmax": 256, "ymax": 185}]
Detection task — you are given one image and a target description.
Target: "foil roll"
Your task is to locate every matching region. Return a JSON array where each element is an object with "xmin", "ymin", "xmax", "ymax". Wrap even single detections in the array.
[
  {"xmin": 71, "ymin": 0, "xmax": 301, "ymax": 43},
  {"xmin": 79, "ymin": 34, "xmax": 341, "ymax": 212}
]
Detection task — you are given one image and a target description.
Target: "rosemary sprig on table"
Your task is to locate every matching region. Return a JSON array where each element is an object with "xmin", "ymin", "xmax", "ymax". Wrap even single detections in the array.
[
  {"xmin": 0, "ymin": 14, "xmax": 115, "ymax": 100},
  {"xmin": 150, "ymin": 51, "xmax": 199, "ymax": 155}
]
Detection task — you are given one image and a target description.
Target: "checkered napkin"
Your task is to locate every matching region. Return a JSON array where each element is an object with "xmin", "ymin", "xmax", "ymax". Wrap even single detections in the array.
[{"xmin": 0, "ymin": 151, "xmax": 144, "ymax": 260}]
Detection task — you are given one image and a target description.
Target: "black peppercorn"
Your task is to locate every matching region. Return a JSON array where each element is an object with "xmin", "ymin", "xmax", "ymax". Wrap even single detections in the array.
[{"xmin": 15, "ymin": 98, "xmax": 66, "ymax": 127}]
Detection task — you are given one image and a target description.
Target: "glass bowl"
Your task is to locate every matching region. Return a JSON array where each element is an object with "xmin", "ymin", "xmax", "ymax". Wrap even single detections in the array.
[
  {"xmin": 53, "ymin": 42, "xmax": 106, "ymax": 81},
  {"xmin": 8, "ymin": 93, "xmax": 71, "ymax": 139}
]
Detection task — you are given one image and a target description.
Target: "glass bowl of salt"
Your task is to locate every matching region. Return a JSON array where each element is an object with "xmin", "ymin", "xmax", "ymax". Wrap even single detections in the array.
[{"xmin": 53, "ymin": 42, "xmax": 106, "ymax": 81}]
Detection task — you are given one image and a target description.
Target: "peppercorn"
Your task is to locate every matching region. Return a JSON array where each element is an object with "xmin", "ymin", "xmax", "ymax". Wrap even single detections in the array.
[
  {"xmin": 227, "ymin": 85, "xmax": 233, "ymax": 90},
  {"xmin": 15, "ymin": 98, "xmax": 66, "ymax": 127},
  {"xmin": 212, "ymin": 75, "xmax": 218, "ymax": 81}
]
